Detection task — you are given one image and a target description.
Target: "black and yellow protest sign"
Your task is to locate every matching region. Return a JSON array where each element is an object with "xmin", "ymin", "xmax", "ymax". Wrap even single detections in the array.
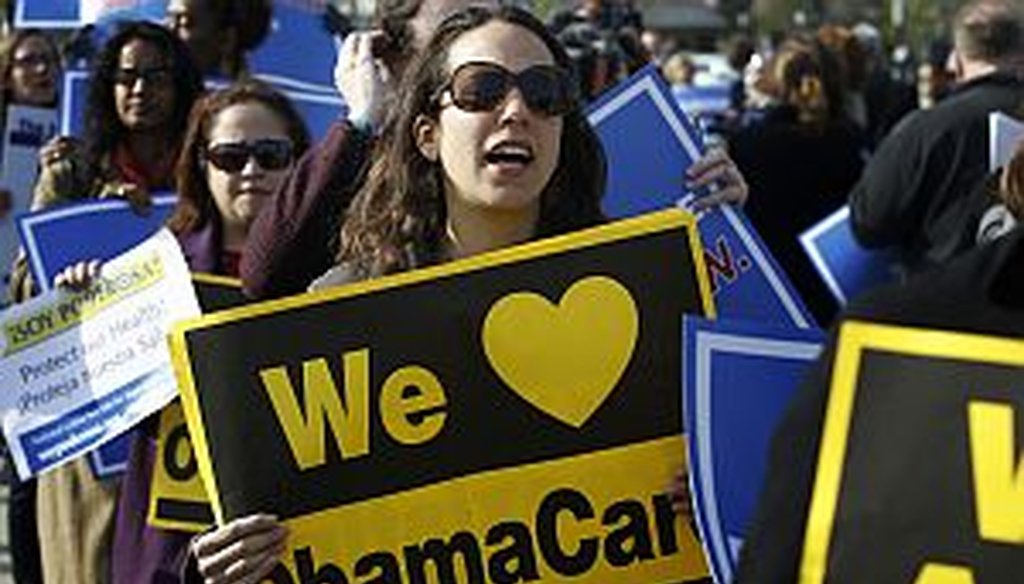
[
  {"xmin": 801, "ymin": 321, "xmax": 1024, "ymax": 583},
  {"xmin": 147, "ymin": 273, "xmax": 247, "ymax": 532},
  {"xmin": 171, "ymin": 209, "xmax": 714, "ymax": 583}
]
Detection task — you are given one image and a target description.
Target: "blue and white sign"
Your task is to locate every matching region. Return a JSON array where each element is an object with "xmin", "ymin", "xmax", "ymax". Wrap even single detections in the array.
[
  {"xmin": 59, "ymin": 70, "xmax": 89, "ymax": 138},
  {"xmin": 15, "ymin": 0, "xmax": 164, "ymax": 28},
  {"xmin": 17, "ymin": 193, "xmax": 177, "ymax": 293},
  {"xmin": 248, "ymin": 0, "xmax": 337, "ymax": 95},
  {"xmin": 62, "ymin": 70, "xmax": 342, "ymax": 142},
  {"xmin": 683, "ymin": 316, "xmax": 825, "ymax": 583},
  {"xmin": 16, "ymin": 194, "xmax": 177, "ymax": 477},
  {"xmin": 673, "ymin": 84, "xmax": 732, "ymax": 118},
  {"xmin": 799, "ymin": 205, "xmax": 895, "ymax": 305},
  {"xmin": 588, "ymin": 66, "xmax": 814, "ymax": 328},
  {"xmin": 0, "ymin": 230, "xmax": 199, "ymax": 479},
  {"xmin": 1, "ymin": 106, "xmax": 59, "ymax": 307}
]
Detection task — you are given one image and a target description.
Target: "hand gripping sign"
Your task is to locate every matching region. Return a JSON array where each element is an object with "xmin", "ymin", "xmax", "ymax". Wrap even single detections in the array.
[
  {"xmin": 801, "ymin": 322, "xmax": 1024, "ymax": 582},
  {"xmin": 0, "ymin": 229, "xmax": 199, "ymax": 479},
  {"xmin": 171, "ymin": 210, "xmax": 714, "ymax": 583},
  {"xmin": 587, "ymin": 65, "xmax": 814, "ymax": 329}
]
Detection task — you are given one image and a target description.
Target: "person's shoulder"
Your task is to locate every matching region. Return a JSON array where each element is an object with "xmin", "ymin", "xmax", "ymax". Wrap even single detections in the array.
[
  {"xmin": 846, "ymin": 229, "xmax": 1024, "ymax": 328},
  {"xmin": 308, "ymin": 263, "xmax": 364, "ymax": 291}
]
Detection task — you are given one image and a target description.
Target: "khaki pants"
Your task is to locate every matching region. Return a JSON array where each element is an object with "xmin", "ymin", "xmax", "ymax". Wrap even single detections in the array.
[{"xmin": 36, "ymin": 457, "xmax": 120, "ymax": 584}]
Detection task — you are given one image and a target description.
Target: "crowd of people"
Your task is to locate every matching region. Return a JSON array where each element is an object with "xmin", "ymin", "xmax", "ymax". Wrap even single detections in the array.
[{"xmin": 0, "ymin": 0, "xmax": 1021, "ymax": 582}]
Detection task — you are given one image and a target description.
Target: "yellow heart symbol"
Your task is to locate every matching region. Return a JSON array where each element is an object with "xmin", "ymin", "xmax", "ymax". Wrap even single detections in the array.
[{"xmin": 482, "ymin": 276, "xmax": 639, "ymax": 428}]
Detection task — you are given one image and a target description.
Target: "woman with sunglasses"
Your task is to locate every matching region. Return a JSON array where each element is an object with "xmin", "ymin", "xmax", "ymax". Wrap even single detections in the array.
[
  {"xmin": 8, "ymin": 21, "xmax": 203, "ymax": 584},
  {"xmin": 194, "ymin": 7, "xmax": 738, "ymax": 581},
  {"xmin": 100, "ymin": 80, "xmax": 310, "ymax": 584},
  {"xmin": 188, "ymin": 6, "xmax": 606, "ymax": 582}
]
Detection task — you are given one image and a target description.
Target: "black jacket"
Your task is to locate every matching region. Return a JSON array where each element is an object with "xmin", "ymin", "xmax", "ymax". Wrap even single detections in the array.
[
  {"xmin": 730, "ymin": 104, "xmax": 866, "ymax": 326},
  {"xmin": 849, "ymin": 70, "xmax": 1024, "ymax": 275},
  {"xmin": 737, "ymin": 226, "xmax": 1024, "ymax": 583}
]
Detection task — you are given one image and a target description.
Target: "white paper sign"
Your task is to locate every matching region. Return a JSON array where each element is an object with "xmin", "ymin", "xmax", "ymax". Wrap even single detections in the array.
[
  {"xmin": 0, "ymin": 229, "xmax": 200, "ymax": 479},
  {"xmin": 0, "ymin": 106, "xmax": 58, "ymax": 305},
  {"xmin": 990, "ymin": 112, "xmax": 1024, "ymax": 173}
]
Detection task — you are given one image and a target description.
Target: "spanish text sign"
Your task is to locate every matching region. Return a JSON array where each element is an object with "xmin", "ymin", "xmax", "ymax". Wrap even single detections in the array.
[
  {"xmin": 801, "ymin": 322, "xmax": 1024, "ymax": 582},
  {"xmin": 172, "ymin": 209, "xmax": 713, "ymax": 582},
  {"xmin": 0, "ymin": 230, "xmax": 200, "ymax": 479}
]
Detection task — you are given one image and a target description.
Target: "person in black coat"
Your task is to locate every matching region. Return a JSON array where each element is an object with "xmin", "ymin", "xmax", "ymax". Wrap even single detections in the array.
[
  {"xmin": 730, "ymin": 37, "xmax": 866, "ymax": 326},
  {"xmin": 737, "ymin": 111, "xmax": 1024, "ymax": 583},
  {"xmin": 849, "ymin": 0, "xmax": 1024, "ymax": 277}
]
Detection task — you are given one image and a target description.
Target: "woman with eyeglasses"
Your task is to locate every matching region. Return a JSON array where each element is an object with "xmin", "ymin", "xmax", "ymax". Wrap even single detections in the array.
[
  {"xmin": 98, "ymin": 80, "xmax": 309, "ymax": 584},
  {"xmin": 0, "ymin": 27, "xmax": 61, "ymax": 584},
  {"xmin": 187, "ymin": 6, "xmax": 698, "ymax": 582},
  {"xmin": 6, "ymin": 21, "xmax": 203, "ymax": 584}
]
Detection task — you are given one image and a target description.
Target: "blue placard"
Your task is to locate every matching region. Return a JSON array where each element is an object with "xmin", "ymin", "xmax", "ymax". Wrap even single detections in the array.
[
  {"xmin": 683, "ymin": 316, "xmax": 825, "ymax": 583},
  {"xmin": 587, "ymin": 66, "xmax": 814, "ymax": 328},
  {"xmin": 19, "ymin": 194, "xmax": 178, "ymax": 478},
  {"xmin": 62, "ymin": 71, "xmax": 342, "ymax": 142},
  {"xmin": 692, "ymin": 201, "xmax": 816, "ymax": 329},
  {"xmin": 16, "ymin": 193, "xmax": 177, "ymax": 478},
  {"xmin": 673, "ymin": 84, "xmax": 732, "ymax": 117},
  {"xmin": 17, "ymin": 193, "xmax": 177, "ymax": 292},
  {"xmin": 799, "ymin": 205, "xmax": 896, "ymax": 305},
  {"xmin": 14, "ymin": 0, "xmax": 80, "ymax": 27},
  {"xmin": 60, "ymin": 70, "xmax": 88, "ymax": 137},
  {"xmin": 15, "ymin": 0, "xmax": 165, "ymax": 28},
  {"xmin": 248, "ymin": 0, "xmax": 337, "ymax": 94}
]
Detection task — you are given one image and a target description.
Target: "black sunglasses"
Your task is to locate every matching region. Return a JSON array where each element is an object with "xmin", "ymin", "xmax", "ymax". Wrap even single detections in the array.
[
  {"xmin": 203, "ymin": 139, "xmax": 294, "ymax": 173},
  {"xmin": 434, "ymin": 61, "xmax": 577, "ymax": 117},
  {"xmin": 113, "ymin": 66, "xmax": 172, "ymax": 87}
]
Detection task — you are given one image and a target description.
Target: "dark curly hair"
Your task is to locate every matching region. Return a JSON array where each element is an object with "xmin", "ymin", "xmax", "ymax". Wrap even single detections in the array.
[
  {"xmin": 168, "ymin": 80, "xmax": 310, "ymax": 235},
  {"xmin": 338, "ymin": 5, "xmax": 607, "ymax": 276},
  {"xmin": 82, "ymin": 21, "xmax": 203, "ymax": 183}
]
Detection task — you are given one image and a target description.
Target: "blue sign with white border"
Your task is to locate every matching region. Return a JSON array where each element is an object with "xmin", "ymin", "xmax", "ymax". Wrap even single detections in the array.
[
  {"xmin": 683, "ymin": 316, "xmax": 824, "ymax": 583},
  {"xmin": 799, "ymin": 205, "xmax": 895, "ymax": 305},
  {"xmin": 17, "ymin": 194, "xmax": 177, "ymax": 477},
  {"xmin": 15, "ymin": 0, "xmax": 164, "ymax": 28},
  {"xmin": 61, "ymin": 71, "xmax": 342, "ymax": 142},
  {"xmin": 587, "ymin": 66, "xmax": 814, "ymax": 328}
]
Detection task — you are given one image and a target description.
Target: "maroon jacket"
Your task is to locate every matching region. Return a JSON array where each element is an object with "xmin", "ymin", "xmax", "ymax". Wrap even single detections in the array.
[{"xmin": 240, "ymin": 119, "xmax": 373, "ymax": 299}]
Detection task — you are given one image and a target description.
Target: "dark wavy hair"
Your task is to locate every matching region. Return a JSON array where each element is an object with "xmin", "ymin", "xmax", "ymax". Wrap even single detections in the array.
[
  {"xmin": 82, "ymin": 21, "xmax": 203, "ymax": 183},
  {"xmin": 167, "ymin": 80, "xmax": 310, "ymax": 235},
  {"xmin": 374, "ymin": 0, "xmax": 423, "ymax": 74},
  {"xmin": 338, "ymin": 5, "xmax": 607, "ymax": 276},
  {"xmin": 0, "ymin": 29, "xmax": 60, "ymax": 106},
  {"xmin": 174, "ymin": 0, "xmax": 271, "ymax": 77}
]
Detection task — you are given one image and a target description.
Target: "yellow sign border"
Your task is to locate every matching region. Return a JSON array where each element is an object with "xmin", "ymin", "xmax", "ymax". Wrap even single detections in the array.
[
  {"xmin": 169, "ymin": 208, "xmax": 713, "ymax": 525},
  {"xmin": 191, "ymin": 272, "xmax": 242, "ymax": 288},
  {"xmin": 798, "ymin": 320, "xmax": 1024, "ymax": 583}
]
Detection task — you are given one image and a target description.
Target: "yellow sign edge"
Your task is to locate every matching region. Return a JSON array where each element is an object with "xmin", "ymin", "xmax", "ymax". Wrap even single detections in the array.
[
  {"xmin": 798, "ymin": 320, "xmax": 1024, "ymax": 583},
  {"xmin": 191, "ymin": 272, "xmax": 242, "ymax": 288},
  {"xmin": 172, "ymin": 208, "xmax": 697, "ymax": 333},
  {"xmin": 170, "ymin": 329, "xmax": 226, "ymax": 525}
]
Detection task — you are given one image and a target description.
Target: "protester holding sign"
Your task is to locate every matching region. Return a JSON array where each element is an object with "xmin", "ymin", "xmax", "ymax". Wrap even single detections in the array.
[
  {"xmin": 98, "ymin": 79, "xmax": 308, "ymax": 583},
  {"xmin": 6, "ymin": 22, "xmax": 203, "ymax": 584},
  {"xmin": 738, "ymin": 134, "xmax": 1024, "ymax": 581},
  {"xmin": 0, "ymin": 28, "xmax": 61, "ymax": 584},
  {"xmin": 189, "ymin": 6, "xmax": 611, "ymax": 580}
]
